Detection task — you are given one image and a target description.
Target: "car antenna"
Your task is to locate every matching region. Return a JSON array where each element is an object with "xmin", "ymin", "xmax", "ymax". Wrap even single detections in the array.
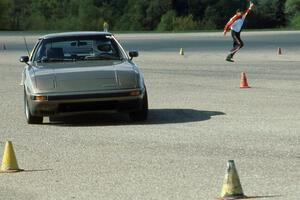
[{"xmin": 23, "ymin": 37, "xmax": 30, "ymax": 56}]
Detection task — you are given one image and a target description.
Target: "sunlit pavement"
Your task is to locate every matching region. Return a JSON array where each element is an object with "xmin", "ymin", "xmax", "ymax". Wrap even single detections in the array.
[{"xmin": 0, "ymin": 31, "xmax": 299, "ymax": 200}]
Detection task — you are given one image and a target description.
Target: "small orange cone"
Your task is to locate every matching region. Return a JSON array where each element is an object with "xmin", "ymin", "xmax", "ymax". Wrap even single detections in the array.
[
  {"xmin": 0, "ymin": 141, "xmax": 23, "ymax": 173},
  {"xmin": 240, "ymin": 72, "xmax": 250, "ymax": 88},
  {"xmin": 278, "ymin": 47, "xmax": 282, "ymax": 55}
]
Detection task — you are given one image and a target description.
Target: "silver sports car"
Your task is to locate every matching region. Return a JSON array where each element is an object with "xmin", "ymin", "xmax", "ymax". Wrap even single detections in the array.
[{"xmin": 20, "ymin": 32, "xmax": 148, "ymax": 124}]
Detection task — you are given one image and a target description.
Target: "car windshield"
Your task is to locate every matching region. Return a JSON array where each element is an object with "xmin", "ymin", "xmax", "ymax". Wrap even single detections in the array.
[{"xmin": 34, "ymin": 35, "xmax": 124, "ymax": 63}]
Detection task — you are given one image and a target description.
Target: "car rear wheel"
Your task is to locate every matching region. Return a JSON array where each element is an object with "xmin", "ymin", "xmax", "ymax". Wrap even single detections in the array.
[
  {"xmin": 24, "ymin": 90, "xmax": 43, "ymax": 124},
  {"xmin": 129, "ymin": 90, "xmax": 148, "ymax": 122}
]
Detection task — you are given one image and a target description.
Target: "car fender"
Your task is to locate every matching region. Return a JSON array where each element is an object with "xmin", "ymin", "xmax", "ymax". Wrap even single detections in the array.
[{"xmin": 24, "ymin": 65, "xmax": 37, "ymax": 95}]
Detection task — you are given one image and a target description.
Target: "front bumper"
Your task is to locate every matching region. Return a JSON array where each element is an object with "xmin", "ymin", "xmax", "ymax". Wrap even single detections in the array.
[{"xmin": 28, "ymin": 89, "xmax": 145, "ymax": 116}]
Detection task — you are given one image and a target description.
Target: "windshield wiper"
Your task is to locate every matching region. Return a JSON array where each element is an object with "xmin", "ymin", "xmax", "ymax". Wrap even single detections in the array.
[
  {"xmin": 85, "ymin": 55, "xmax": 121, "ymax": 61},
  {"xmin": 38, "ymin": 58, "xmax": 74, "ymax": 63}
]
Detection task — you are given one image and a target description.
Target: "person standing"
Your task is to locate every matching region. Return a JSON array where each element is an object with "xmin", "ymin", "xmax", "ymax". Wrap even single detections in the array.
[
  {"xmin": 224, "ymin": 2, "xmax": 254, "ymax": 62},
  {"xmin": 103, "ymin": 22, "xmax": 109, "ymax": 32}
]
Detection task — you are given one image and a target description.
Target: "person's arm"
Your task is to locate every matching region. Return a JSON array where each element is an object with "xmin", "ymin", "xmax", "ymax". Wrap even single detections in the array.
[
  {"xmin": 223, "ymin": 14, "xmax": 240, "ymax": 35},
  {"xmin": 243, "ymin": 1, "xmax": 254, "ymax": 17}
]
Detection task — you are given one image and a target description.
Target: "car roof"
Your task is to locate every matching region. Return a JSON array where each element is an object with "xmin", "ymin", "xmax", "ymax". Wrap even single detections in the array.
[{"xmin": 40, "ymin": 32, "xmax": 112, "ymax": 40}]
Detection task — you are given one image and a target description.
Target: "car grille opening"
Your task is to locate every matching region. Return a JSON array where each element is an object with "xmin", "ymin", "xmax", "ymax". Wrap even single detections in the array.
[{"xmin": 58, "ymin": 100, "xmax": 140, "ymax": 113}]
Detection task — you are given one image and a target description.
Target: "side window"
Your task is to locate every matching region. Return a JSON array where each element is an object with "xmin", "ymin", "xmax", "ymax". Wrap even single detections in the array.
[
  {"xmin": 30, "ymin": 39, "xmax": 42, "ymax": 61},
  {"xmin": 112, "ymin": 37, "xmax": 127, "ymax": 59},
  {"xmin": 33, "ymin": 41, "xmax": 46, "ymax": 62}
]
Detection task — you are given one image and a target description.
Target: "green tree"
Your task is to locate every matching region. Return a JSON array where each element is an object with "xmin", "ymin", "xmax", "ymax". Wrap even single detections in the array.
[
  {"xmin": 157, "ymin": 10, "xmax": 177, "ymax": 31},
  {"xmin": 117, "ymin": 0, "xmax": 149, "ymax": 30},
  {"xmin": 201, "ymin": 6, "xmax": 218, "ymax": 29},
  {"xmin": 0, "ymin": 0, "xmax": 294, "ymax": 31},
  {"xmin": 77, "ymin": 0, "xmax": 101, "ymax": 30},
  {"xmin": 187, "ymin": 0, "xmax": 206, "ymax": 20},
  {"xmin": 173, "ymin": 14, "xmax": 199, "ymax": 31},
  {"xmin": 26, "ymin": 0, "xmax": 70, "ymax": 30},
  {"xmin": 289, "ymin": 13, "xmax": 300, "ymax": 27},
  {"xmin": 285, "ymin": 0, "xmax": 300, "ymax": 15},
  {"xmin": 275, "ymin": 0, "xmax": 287, "ymax": 26},
  {"xmin": 0, "ymin": 0, "xmax": 12, "ymax": 30},
  {"xmin": 286, "ymin": 0, "xmax": 300, "ymax": 27},
  {"xmin": 9, "ymin": 0, "xmax": 31, "ymax": 30},
  {"xmin": 146, "ymin": 0, "xmax": 172, "ymax": 30}
]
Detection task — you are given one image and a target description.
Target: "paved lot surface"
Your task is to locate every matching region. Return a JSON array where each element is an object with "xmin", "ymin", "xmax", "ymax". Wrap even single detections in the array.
[{"xmin": 0, "ymin": 31, "xmax": 299, "ymax": 200}]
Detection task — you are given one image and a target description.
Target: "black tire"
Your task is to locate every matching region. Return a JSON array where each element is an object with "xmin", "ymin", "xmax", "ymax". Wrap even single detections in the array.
[
  {"xmin": 129, "ymin": 90, "xmax": 148, "ymax": 122},
  {"xmin": 24, "ymin": 90, "xmax": 43, "ymax": 124}
]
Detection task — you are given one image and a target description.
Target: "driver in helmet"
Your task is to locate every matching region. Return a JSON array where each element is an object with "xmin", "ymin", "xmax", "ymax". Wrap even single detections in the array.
[{"xmin": 92, "ymin": 40, "xmax": 113, "ymax": 56}]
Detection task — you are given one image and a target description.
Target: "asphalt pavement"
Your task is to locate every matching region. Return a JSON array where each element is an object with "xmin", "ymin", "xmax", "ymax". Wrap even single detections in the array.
[{"xmin": 0, "ymin": 31, "xmax": 299, "ymax": 200}]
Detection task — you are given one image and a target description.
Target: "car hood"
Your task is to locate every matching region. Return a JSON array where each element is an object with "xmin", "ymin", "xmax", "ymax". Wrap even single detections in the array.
[{"xmin": 32, "ymin": 60, "xmax": 139, "ymax": 93}]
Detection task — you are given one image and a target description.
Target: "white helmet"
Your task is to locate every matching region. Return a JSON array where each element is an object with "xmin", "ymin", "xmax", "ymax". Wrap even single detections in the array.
[{"xmin": 93, "ymin": 40, "xmax": 113, "ymax": 55}]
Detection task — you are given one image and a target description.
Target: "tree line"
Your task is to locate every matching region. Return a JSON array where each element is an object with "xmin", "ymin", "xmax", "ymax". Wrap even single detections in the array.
[{"xmin": 0, "ymin": 0, "xmax": 299, "ymax": 31}]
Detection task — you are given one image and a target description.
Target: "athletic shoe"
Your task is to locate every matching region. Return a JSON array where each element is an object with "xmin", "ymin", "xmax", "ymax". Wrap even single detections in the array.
[
  {"xmin": 226, "ymin": 54, "xmax": 234, "ymax": 62},
  {"xmin": 226, "ymin": 58, "xmax": 234, "ymax": 62}
]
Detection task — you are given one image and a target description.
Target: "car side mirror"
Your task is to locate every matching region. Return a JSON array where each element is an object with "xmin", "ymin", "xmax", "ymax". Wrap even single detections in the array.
[
  {"xmin": 20, "ymin": 56, "xmax": 29, "ymax": 63},
  {"xmin": 129, "ymin": 51, "xmax": 139, "ymax": 60}
]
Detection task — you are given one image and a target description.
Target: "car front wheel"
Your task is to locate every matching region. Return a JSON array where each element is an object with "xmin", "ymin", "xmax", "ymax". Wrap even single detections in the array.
[
  {"xmin": 24, "ymin": 90, "xmax": 43, "ymax": 124},
  {"xmin": 129, "ymin": 90, "xmax": 148, "ymax": 122}
]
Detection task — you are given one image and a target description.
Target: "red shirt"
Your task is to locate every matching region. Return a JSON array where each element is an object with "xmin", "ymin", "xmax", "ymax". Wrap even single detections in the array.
[{"xmin": 224, "ymin": 8, "xmax": 251, "ymax": 32}]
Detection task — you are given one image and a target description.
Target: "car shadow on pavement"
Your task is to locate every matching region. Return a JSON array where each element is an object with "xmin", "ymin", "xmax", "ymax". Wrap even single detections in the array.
[
  {"xmin": 20, "ymin": 169, "xmax": 53, "ymax": 173},
  {"xmin": 49, "ymin": 109, "xmax": 225, "ymax": 126},
  {"xmin": 146, "ymin": 109, "xmax": 225, "ymax": 124},
  {"xmin": 240, "ymin": 195, "xmax": 282, "ymax": 199}
]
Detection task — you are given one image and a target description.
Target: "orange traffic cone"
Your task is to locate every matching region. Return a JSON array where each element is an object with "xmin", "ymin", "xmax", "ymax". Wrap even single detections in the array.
[
  {"xmin": 240, "ymin": 72, "xmax": 250, "ymax": 88},
  {"xmin": 278, "ymin": 47, "xmax": 282, "ymax": 55}
]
